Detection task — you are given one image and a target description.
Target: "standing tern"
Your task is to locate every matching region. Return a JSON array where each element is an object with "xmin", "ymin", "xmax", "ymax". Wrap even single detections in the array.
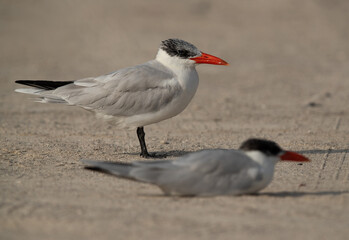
[
  {"xmin": 15, "ymin": 38, "xmax": 228, "ymax": 158},
  {"xmin": 83, "ymin": 138, "xmax": 310, "ymax": 196}
]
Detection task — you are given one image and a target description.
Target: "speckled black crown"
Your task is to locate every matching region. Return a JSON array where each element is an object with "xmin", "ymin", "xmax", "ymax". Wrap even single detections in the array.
[
  {"xmin": 160, "ymin": 39, "xmax": 201, "ymax": 59},
  {"xmin": 239, "ymin": 139, "xmax": 283, "ymax": 156}
]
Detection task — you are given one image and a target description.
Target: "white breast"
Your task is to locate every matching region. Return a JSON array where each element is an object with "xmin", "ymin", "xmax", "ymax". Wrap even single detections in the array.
[{"xmin": 243, "ymin": 151, "xmax": 278, "ymax": 193}]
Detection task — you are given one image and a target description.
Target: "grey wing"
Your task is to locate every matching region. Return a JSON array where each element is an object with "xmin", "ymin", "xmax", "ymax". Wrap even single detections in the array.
[
  {"xmin": 53, "ymin": 61, "xmax": 182, "ymax": 116},
  {"xmin": 129, "ymin": 149, "xmax": 262, "ymax": 196}
]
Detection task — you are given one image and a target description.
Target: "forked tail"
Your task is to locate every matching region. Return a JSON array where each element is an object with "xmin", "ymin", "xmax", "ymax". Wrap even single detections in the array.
[
  {"xmin": 15, "ymin": 80, "xmax": 74, "ymax": 90},
  {"xmin": 15, "ymin": 80, "xmax": 74, "ymax": 103}
]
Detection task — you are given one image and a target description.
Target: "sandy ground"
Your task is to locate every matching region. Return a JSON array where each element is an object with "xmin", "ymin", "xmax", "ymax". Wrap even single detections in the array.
[{"xmin": 1, "ymin": 1, "xmax": 349, "ymax": 239}]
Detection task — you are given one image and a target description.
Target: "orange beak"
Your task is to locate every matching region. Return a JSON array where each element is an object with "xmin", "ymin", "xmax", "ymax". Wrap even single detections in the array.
[
  {"xmin": 190, "ymin": 52, "xmax": 229, "ymax": 65},
  {"xmin": 280, "ymin": 151, "xmax": 310, "ymax": 162}
]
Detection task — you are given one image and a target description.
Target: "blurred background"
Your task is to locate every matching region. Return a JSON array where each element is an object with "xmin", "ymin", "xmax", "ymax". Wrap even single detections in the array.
[{"xmin": 1, "ymin": 0, "xmax": 348, "ymax": 92}]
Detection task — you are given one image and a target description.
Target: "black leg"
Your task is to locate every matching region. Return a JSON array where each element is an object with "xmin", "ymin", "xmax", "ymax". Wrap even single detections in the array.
[
  {"xmin": 136, "ymin": 127, "xmax": 166, "ymax": 158},
  {"xmin": 137, "ymin": 127, "xmax": 151, "ymax": 158}
]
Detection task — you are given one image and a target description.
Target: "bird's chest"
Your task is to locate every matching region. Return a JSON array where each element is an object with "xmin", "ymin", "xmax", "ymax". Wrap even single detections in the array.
[
  {"xmin": 177, "ymin": 69, "xmax": 199, "ymax": 95},
  {"xmin": 165, "ymin": 69, "xmax": 199, "ymax": 112},
  {"xmin": 254, "ymin": 163, "xmax": 275, "ymax": 190},
  {"xmin": 245, "ymin": 161, "xmax": 275, "ymax": 194}
]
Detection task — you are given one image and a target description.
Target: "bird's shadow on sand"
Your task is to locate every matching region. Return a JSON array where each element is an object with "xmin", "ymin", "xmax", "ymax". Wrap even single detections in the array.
[
  {"xmin": 256, "ymin": 190, "xmax": 349, "ymax": 197},
  {"xmin": 297, "ymin": 149, "xmax": 348, "ymax": 154},
  {"xmin": 124, "ymin": 150, "xmax": 193, "ymax": 159},
  {"xmin": 138, "ymin": 191, "xmax": 349, "ymax": 198}
]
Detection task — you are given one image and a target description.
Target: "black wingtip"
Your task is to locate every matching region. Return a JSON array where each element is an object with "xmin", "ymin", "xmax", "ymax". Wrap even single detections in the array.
[
  {"xmin": 15, "ymin": 80, "xmax": 74, "ymax": 90},
  {"xmin": 84, "ymin": 165, "xmax": 111, "ymax": 174}
]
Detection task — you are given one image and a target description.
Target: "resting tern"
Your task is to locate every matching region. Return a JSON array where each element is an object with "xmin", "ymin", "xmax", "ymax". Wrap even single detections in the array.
[
  {"xmin": 83, "ymin": 138, "xmax": 310, "ymax": 196},
  {"xmin": 15, "ymin": 38, "xmax": 228, "ymax": 158}
]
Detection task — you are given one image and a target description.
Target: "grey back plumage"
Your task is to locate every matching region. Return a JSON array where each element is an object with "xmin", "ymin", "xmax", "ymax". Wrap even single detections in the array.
[
  {"xmin": 83, "ymin": 149, "xmax": 264, "ymax": 196},
  {"xmin": 53, "ymin": 60, "xmax": 182, "ymax": 116}
]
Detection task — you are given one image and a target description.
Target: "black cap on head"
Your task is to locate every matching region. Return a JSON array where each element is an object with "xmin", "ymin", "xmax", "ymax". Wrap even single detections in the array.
[
  {"xmin": 160, "ymin": 39, "xmax": 201, "ymax": 59},
  {"xmin": 239, "ymin": 138, "xmax": 283, "ymax": 156}
]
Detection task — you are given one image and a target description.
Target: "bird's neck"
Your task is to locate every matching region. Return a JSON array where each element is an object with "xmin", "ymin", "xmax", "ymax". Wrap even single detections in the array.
[
  {"xmin": 155, "ymin": 49, "xmax": 196, "ymax": 72},
  {"xmin": 156, "ymin": 49, "xmax": 199, "ymax": 92},
  {"xmin": 245, "ymin": 151, "xmax": 279, "ymax": 168}
]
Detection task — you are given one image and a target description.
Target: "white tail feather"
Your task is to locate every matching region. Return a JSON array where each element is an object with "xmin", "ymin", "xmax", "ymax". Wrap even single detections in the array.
[
  {"xmin": 34, "ymin": 98, "xmax": 66, "ymax": 104},
  {"xmin": 15, "ymin": 88, "xmax": 43, "ymax": 95},
  {"xmin": 15, "ymin": 88, "xmax": 67, "ymax": 104}
]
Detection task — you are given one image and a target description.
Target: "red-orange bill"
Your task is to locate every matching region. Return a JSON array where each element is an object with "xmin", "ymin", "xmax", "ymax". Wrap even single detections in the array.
[
  {"xmin": 190, "ymin": 52, "xmax": 229, "ymax": 65},
  {"xmin": 280, "ymin": 151, "xmax": 310, "ymax": 162}
]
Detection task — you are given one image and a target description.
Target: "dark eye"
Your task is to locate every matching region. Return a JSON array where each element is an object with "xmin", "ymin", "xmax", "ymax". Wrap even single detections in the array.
[{"xmin": 177, "ymin": 50, "xmax": 189, "ymax": 57}]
